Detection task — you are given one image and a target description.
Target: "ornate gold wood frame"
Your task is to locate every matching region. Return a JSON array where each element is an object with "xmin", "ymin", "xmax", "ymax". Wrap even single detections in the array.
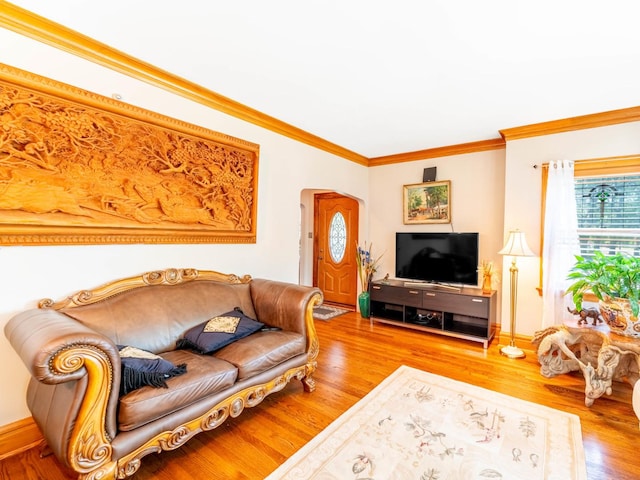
[{"xmin": 0, "ymin": 63, "xmax": 259, "ymax": 245}]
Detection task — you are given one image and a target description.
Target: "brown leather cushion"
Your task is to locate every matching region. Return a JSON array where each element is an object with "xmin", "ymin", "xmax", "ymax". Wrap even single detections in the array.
[
  {"xmin": 214, "ymin": 331, "xmax": 306, "ymax": 380},
  {"xmin": 118, "ymin": 350, "xmax": 237, "ymax": 431}
]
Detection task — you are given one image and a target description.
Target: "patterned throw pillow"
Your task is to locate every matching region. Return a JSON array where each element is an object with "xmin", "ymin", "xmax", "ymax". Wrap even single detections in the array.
[
  {"xmin": 118, "ymin": 345, "xmax": 187, "ymax": 396},
  {"xmin": 176, "ymin": 307, "xmax": 264, "ymax": 354}
]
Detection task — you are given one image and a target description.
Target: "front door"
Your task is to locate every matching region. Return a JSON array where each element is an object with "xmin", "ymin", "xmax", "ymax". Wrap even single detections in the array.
[{"xmin": 313, "ymin": 192, "xmax": 358, "ymax": 307}]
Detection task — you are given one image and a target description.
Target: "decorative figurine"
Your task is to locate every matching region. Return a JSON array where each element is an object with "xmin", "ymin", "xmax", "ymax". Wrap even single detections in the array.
[{"xmin": 567, "ymin": 306, "xmax": 603, "ymax": 326}]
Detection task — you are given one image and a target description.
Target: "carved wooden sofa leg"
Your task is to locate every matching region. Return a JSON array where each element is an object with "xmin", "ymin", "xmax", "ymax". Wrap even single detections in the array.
[
  {"xmin": 302, "ymin": 375, "xmax": 316, "ymax": 392},
  {"xmin": 38, "ymin": 441, "xmax": 53, "ymax": 458}
]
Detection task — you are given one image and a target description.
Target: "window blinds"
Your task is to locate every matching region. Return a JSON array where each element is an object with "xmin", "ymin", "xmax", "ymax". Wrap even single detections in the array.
[{"xmin": 574, "ymin": 174, "xmax": 640, "ymax": 257}]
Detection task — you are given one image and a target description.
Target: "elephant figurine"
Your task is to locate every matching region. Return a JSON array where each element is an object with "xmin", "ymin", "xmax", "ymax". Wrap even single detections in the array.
[{"xmin": 567, "ymin": 306, "xmax": 603, "ymax": 326}]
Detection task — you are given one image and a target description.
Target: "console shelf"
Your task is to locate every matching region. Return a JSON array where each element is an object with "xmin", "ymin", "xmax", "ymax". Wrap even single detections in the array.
[{"xmin": 370, "ymin": 280, "xmax": 497, "ymax": 348}]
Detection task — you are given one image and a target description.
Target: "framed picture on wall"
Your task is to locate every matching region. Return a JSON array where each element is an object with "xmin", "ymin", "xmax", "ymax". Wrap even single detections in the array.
[{"xmin": 402, "ymin": 180, "xmax": 451, "ymax": 224}]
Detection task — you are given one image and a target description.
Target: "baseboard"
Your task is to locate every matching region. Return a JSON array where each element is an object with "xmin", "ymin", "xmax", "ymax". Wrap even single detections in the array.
[
  {"xmin": 497, "ymin": 331, "xmax": 534, "ymax": 352},
  {"xmin": 0, "ymin": 417, "xmax": 43, "ymax": 460}
]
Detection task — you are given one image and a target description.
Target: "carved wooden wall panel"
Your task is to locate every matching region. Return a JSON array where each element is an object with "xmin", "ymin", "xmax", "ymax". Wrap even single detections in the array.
[{"xmin": 0, "ymin": 63, "xmax": 259, "ymax": 245}]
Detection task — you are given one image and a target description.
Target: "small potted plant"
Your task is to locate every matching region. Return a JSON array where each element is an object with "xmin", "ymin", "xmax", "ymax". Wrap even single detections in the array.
[{"xmin": 565, "ymin": 251, "xmax": 640, "ymax": 337}]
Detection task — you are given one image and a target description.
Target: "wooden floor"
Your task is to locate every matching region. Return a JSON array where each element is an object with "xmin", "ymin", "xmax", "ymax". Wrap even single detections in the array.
[{"xmin": 1, "ymin": 311, "xmax": 637, "ymax": 480}]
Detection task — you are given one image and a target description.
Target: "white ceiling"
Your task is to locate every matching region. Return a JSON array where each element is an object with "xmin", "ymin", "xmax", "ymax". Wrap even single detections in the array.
[{"xmin": 10, "ymin": 0, "xmax": 640, "ymax": 158}]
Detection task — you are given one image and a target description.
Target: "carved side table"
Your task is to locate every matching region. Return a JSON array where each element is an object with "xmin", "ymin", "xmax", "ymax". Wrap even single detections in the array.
[{"xmin": 532, "ymin": 322, "xmax": 640, "ymax": 429}]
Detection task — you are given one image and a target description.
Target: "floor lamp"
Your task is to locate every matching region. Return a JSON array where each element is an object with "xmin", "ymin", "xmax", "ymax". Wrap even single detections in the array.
[{"xmin": 498, "ymin": 229, "xmax": 535, "ymax": 359}]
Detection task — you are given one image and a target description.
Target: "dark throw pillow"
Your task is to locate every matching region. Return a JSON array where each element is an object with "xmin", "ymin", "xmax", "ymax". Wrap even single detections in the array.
[
  {"xmin": 176, "ymin": 307, "xmax": 264, "ymax": 354},
  {"xmin": 118, "ymin": 345, "xmax": 187, "ymax": 396}
]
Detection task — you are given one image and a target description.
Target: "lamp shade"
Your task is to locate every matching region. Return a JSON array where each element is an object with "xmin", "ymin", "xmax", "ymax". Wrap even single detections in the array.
[{"xmin": 499, "ymin": 229, "xmax": 535, "ymax": 257}]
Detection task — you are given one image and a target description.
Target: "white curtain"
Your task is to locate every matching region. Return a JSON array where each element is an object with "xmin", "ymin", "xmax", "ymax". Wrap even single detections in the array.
[{"xmin": 542, "ymin": 160, "xmax": 580, "ymax": 328}]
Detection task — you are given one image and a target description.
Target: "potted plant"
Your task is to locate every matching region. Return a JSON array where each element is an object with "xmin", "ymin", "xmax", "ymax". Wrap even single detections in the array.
[{"xmin": 565, "ymin": 251, "xmax": 640, "ymax": 337}]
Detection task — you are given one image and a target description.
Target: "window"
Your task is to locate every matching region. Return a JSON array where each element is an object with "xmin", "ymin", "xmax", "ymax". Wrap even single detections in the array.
[
  {"xmin": 328, "ymin": 212, "xmax": 347, "ymax": 263},
  {"xmin": 539, "ymin": 155, "xmax": 640, "ymax": 292},
  {"xmin": 574, "ymin": 174, "xmax": 640, "ymax": 257}
]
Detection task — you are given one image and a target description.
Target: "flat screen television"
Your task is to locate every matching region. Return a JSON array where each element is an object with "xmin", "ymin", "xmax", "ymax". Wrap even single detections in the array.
[{"xmin": 395, "ymin": 232, "xmax": 479, "ymax": 286}]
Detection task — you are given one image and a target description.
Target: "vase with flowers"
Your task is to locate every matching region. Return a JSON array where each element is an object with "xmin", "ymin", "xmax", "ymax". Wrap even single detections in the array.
[{"xmin": 356, "ymin": 241, "xmax": 383, "ymax": 318}]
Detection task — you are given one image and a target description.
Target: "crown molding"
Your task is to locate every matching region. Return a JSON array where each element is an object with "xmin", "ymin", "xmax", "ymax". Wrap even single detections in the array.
[
  {"xmin": 368, "ymin": 138, "xmax": 506, "ymax": 167},
  {"xmin": 1, "ymin": 2, "xmax": 639, "ymax": 168},
  {"xmin": 0, "ymin": 2, "xmax": 369, "ymax": 166},
  {"xmin": 500, "ymin": 106, "xmax": 640, "ymax": 141}
]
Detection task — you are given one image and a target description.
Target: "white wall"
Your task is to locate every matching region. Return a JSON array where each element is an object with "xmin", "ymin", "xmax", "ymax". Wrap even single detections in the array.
[
  {"xmin": 0, "ymin": 28, "xmax": 369, "ymax": 425},
  {"xmin": 368, "ymin": 150, "xmax": 507, "ymax": 288}
]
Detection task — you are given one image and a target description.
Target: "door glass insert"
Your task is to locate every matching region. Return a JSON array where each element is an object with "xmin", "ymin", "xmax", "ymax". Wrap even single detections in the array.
[{"xmin": 329, "ymin": 212, "xmax": 347, "ymax": 263}]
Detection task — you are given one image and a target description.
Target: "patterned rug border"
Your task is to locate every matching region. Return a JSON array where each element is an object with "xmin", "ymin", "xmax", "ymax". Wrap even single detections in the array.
[
  {"xmin": 312, "ymin": 305, "xmax": 350, "ymax": 321},
  {"xmin": 266, "ymin": 365, "xmax": 587, "ymax": 480}
]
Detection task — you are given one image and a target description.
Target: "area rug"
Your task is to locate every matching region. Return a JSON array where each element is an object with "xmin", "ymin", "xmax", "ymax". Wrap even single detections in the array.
[
  {"xmin": 266, "ymin": 365, "xmax": 586, "ymax": 480},
  {"xmin": 313, "ymin": 305, "xmax": 350, "ymax": 321}
]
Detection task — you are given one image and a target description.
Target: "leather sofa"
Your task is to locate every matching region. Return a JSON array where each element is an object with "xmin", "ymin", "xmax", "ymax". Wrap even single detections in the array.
[{"xmin": 4, "ymin": 268, "xmax": 323, "ymax": 479}]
